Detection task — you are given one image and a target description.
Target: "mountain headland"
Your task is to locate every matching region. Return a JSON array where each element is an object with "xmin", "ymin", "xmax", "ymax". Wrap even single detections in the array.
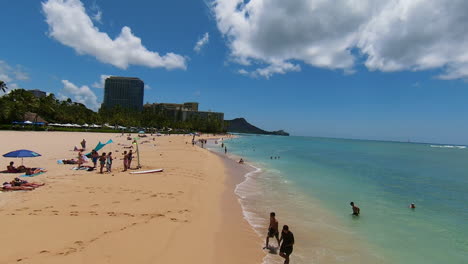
[{"xmin": 225, "ymin": 118, "xmax": 289, "ymax": 136}]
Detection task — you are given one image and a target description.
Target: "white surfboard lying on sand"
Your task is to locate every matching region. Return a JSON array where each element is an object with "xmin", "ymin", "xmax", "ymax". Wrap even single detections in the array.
[{"xmin": 130, "ymin": 169, "xmax": 164, "ymax": 174}]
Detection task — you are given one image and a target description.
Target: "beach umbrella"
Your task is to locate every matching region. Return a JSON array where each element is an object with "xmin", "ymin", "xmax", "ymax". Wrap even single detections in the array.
[
  {"xmin": 138, "ymin": 131, "xmax": 145, "ymax": 134},
  {"xmin": 3, "ymin": 149, "xmax": 41, "ymax": 166}
]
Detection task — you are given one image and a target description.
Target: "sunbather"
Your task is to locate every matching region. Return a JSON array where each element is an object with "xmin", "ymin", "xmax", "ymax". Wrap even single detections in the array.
[
  {"xmin": 7, "ymin": 162, "xmax": 26, "ymax": 173},
  {"xmin": 25, "ymin": 168, "xmax": 47, "ymax": 175},
  {"xmin": 61, "ymin": 159, "xmax": 78, "ymax": 164},
  {"xmin": 11, "ymin": 178, "xmax": 45, "ymax": 187},
  {"xmin": 2, "ymin": 182, "xmax": 34, "ymax": 191}
]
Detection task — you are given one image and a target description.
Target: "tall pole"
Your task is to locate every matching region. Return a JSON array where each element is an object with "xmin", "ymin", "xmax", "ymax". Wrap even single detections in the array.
[{"xmin": 133, "ymin": 138, "xmax": 141, "ymax": 169}]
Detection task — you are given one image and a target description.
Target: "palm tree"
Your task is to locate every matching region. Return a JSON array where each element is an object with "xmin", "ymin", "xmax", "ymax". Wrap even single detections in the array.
[{"xmin": 0, "ymin": 80, "xmax": 7, "ymax": 93}]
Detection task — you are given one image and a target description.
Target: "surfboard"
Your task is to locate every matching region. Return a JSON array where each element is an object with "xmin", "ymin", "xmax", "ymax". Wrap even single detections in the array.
[{"xmin": 130, "ymin": 169, "xmax": 164, "ymax": 174}]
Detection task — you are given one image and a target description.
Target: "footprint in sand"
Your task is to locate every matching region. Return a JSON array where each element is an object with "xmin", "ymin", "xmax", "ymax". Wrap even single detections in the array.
[
  {"xmin": 70, "ymin": 204, "xmax": 77, "ymax": 207},
  {"xmin": 39, "ymin": 250, "xmax": 49, "ymax": 254},
  {"xmin": 91, "ymin": 204, "xmax": 99, "ymax": 207},
  {"xmin": 112, "ymin": 201, "xmax": 120, "ymax": 204}
]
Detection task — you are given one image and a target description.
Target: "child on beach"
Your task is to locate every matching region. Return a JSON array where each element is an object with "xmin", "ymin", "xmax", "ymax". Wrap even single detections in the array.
[
  {"xmin": 99, "ymin": 152, "xmax": 106, "ymax": 174},
  {"xmin": 106, "ymin": 152, "xmax": 113, "ymax": 172},
  {"xmin": 77, "ymin": 151, "xmax": 84, "ymax": 168}
]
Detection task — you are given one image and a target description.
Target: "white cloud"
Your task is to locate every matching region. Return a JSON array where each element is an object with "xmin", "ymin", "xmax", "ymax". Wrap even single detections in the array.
[
  {"xmin": 238, "ymin": 69, "xmax": 249, "ymax": 76},
  {"xmin": 144, "ymin": 84, "xmax": 151, "ymax": 90},
  {"xmin": 90, "ymin": 2, "xmax": 102, "ymax": 23},
  {"xmin": 42, "ymin": 0, "xmax": 187, "ymax": 70},
  {"xmin": 194, "ymin": 32, "xmax": 210, "ymax": 53},
  {"xmin": 61, "ymin": 79, "xmax": 100, "ymax": 110},
  {"xmin": 8, "ymin": 83, "xmax": 20, "ymax": 90},
  {"xmin": 211, "ymin": 0, "xmax": 468, "ymax": 80},
  {"xmin": 92, "ymin": 74, "xmax": 111, "ymax": 88},
  {"xmin": 0, "ymin": 60, "xmax": 29, "ymax": 90}
]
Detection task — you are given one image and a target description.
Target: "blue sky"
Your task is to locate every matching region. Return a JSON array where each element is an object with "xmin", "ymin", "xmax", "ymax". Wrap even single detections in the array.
[{"xmin": 1, "ymin": 0, "xmax": 468, "ymax": 144}]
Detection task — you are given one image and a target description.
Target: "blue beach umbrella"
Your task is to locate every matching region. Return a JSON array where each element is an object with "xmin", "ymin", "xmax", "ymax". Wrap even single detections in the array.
[{"xmin": 3, "ymin": 149, "xmax": 42, "ymax": 166}]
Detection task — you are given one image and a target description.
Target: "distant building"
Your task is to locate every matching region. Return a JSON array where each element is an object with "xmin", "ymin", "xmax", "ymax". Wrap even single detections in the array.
[
  {"xmin": 102, "ymin": 76, "xmax": 144, "ymax": 111},
  {"xmin": 144, "ymin": 102, "xmax": 223, "ymax": 122},
  {"xmin": 29, "ymin": 89, "xmax": 46, "ymax": 98}
]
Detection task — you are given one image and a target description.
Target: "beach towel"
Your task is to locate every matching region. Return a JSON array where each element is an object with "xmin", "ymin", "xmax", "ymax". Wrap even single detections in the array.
[
  {"xmin": 72, "ymin": 166, "xmax": 88, "ymax": 170},
  {"xmin": 20, "ymin": 172, "xmax": 45, "ymax": 177}
]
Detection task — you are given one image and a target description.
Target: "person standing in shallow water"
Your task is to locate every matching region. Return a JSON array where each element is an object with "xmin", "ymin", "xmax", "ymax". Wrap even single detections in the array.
[
  {"xmin": 279, "ymin": 225, "xmax": 294, "ymax": 264},
  {"xmin": 224, "ymin": 146, "xmax": 227, "ymax": 154},
  {"xmin": 264, "ymin": 212, "xmax": 280, "ymax": 249},
  {"xmin": 350, "ymin": 202, "xmax": 360, "ymax": 216}
]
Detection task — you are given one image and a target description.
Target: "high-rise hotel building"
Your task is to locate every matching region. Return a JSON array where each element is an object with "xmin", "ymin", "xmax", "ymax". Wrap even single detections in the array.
[{"xmin": 102, "ymin": 76, "xmax": 144, "ymax": 111}]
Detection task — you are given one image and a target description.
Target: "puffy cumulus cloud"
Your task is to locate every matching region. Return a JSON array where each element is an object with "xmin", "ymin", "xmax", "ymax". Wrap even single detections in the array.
[
  {"xmin": 194, "ymin": 32, "xmax": 210, "ymax": 53},
  {"xmin": 92, "ymin": 74, "xmax": 111, "ymax": 89},
  {"xmin": 61, "ymin": 80, "xmax": 100, "ymax": 110},
  {"xmin": 42, "ymin": 0, "xmax": 187, "ymax": 70},
  {"xmin": 211, "ymin": 0, "xmax": 468, "ymax": 80}
]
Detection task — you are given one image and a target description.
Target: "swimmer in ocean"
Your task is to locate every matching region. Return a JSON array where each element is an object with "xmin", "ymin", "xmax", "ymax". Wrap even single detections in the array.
[
  {"xmin": 350, "ymin": 202, "xmax": 360, "ymax": 216},
  {"xmin": 410, "ymin": 203, "xmax": 416, "ymax": 209}
]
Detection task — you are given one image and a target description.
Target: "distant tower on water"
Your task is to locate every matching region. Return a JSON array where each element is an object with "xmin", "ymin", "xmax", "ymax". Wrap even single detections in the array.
[{"xmin": 102, "ymin": 76, "xmax": 144, "ymax": 111}]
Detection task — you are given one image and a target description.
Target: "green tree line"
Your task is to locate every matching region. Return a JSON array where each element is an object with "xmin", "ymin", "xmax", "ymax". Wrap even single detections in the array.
[{"xmin": 0, "ymin": 89, "xmax": 226, "ymax": 133}]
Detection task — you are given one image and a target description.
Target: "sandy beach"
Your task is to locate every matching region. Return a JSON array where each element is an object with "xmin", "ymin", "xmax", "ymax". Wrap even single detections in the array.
[{"xmin": 0, "ymin": 131, "xmax": 263, "ymax": 264}]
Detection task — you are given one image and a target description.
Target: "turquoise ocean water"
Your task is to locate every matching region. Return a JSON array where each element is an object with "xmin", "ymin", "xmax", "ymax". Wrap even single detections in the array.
[{"xmin": 209, "ymin": 135, "xmax": 468, "ymax": 264}]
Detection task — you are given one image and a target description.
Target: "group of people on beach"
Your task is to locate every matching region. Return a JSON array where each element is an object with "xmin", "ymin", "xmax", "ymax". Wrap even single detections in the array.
[
  {"xmin": 90, "ymin": 150, "xmax": 113, "ymax": 173},
  {"xmin": 6, "ymin": 161, "xmax": 46, "ymax": 176},
  {"xmin": 72, "ymin": 138, "xmax": 136, "ymax": 173},
  {"xmin": 86, "ymin": 149, "xmax": 133, "ymax": 173},
  {"xmin": 264, "ymin": 212, "xmax": 295, "ymax": 264}
]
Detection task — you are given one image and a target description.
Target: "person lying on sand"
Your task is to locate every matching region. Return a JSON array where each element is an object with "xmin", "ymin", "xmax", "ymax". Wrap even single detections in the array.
[
  {"xmin": 25, "ymin": 168, "xmax": 47, "ymax": 176},
  {"xmin": 1, "ymin": 182, "xmax": 34, "ymax": 191},
  {"xmin": 11, "ymin": 178, "xmax": 45, "ymax": 188},
  {"xmin": 7, "ymin": 162, "xmax": 26, "ymax": 173},
  {"xmin": 61, "ymin": 159, "xmax": 78, "ymax": 164}
]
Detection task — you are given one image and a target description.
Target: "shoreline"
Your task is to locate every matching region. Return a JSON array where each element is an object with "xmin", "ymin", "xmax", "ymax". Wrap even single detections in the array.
[
  {"xmin": 211, "ymin": 150, "xmax": 264, "ymax": 263},
  {"xmin": 210, "ymin": 136, "xmax": 388, "ymax": 264},
  {"xmin": 0, "ymin": 131, "xmax": 262, "ymax": 264}
]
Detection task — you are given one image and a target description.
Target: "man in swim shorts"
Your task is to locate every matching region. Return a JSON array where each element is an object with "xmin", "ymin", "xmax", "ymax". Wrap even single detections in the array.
[
  {"xmin": 350, "ymin": 201, "xmax": 360, "ymax": 216},
  {"xmin": 279, "ymin": 225, "xmax": 294, "ymax": 264},
  {"xmin": 264, "ymin": 212, "xmax": 280, "ymax": 249}
]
